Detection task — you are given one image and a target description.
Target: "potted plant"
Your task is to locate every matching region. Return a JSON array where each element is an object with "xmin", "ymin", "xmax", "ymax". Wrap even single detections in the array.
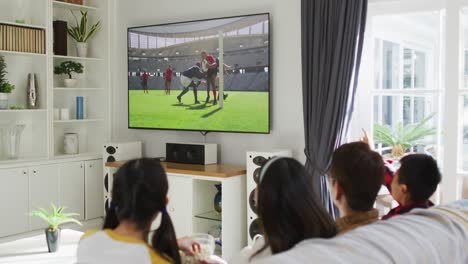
[
  {"xmin": 67, "ymin": 10, "xmax": 101, "ymax": 57},
  {"xmin": 0, "ymin": 55, "xmax": 15, "ymax": 109},
  {"xmin": 54, "ymin": 61, "xmax": 84, "ymax": 88},
  {"xmin": 31, "ymin": 204, "xmax": 82, "ymax": 253},
  {"xmin": 373, "ymin": 113, "xmax": 437, "ymax": 158}
]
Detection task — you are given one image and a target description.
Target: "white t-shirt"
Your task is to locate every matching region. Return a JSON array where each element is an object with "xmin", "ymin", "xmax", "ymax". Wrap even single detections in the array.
[
  {"xmin": 76, "ymin": 229, "xmax": 170, "ymax": 264},
  {"xmin": 229, "ymin": 235, "xmax": 272, "ymax": 263}
]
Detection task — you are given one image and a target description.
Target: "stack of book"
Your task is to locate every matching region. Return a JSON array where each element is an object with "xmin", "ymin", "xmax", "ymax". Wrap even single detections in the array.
[{"xmin": 0, "ymin": 24, "xmax": 46, "ymax": 54}]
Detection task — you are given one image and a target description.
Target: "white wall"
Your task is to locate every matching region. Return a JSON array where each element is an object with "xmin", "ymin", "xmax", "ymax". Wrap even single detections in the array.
[{"xmin": 111, "ymin": 0, "xmax": 304, "ymax": 165}]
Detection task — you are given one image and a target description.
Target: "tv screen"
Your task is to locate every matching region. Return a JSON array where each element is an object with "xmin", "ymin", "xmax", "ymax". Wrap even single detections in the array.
[{"xmin": 127, "ymin": 13, "xmax": 270, "ymax": 133}]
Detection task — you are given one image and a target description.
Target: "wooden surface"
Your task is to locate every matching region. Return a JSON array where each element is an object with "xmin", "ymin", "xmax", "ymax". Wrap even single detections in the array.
[{"xmin": 105, "ymin": 160, "xmax": 246, "ymax": 178}]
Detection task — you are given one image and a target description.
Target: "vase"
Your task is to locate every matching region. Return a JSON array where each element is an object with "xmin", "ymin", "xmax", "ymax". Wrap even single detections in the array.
[
  {"xmin": 64, "ymin": 133, "xmax": 79, "ymax": 154},
  {"xmin": 64, "ymin": 79, "xmax": 77, "ymax": 88},
  {"xmin": 0, "ymin": 93, "xmax": 8, "ymax": 109},
  {"xmin": 0, "ymin": 124, "xmax": 25, "ymax": 159},
  {"xmin": 27, "ymin": 73, "xmax": 38, "ymax": 109},
  {"xmin": 76, "ymin": 42, "xmax": 88, "ymax": 57},
  {"xmin": 45, "ymin": 228, "xmax": 61, "ymax": 253},
  {"xmin": 214, "ymin": 184, "xmax": 222, "ymax": 213}
]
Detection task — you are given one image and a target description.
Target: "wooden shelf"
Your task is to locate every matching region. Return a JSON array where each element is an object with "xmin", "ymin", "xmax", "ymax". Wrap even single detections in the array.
[
  {"xmin": 52, "ymin": 1, "xmax": 99, "ymax": 11},
  {"xmin": 53, "ymin": 55, "xmax": 102, "ymax": 61},
  {"xmin": 54, "ymin": 87, "xmax": 104, "ymax": 91},
  {"xmin": 54, "ymin": 119, "xmax": 104, "ymax": 124},
  {"xmin": 106, "ymin": 161, "xmax": 246, "ymax": 178},
  {"xmin": 0, "ymin": 50, "xmax": 46, "ymax": 57},
  {"xmin": 0, "ymin": 109, "xmax": 47, "ymax": 113},
  {"xmin": 0, "ymin": 21, "xmax": 46, "ymax": 30}
]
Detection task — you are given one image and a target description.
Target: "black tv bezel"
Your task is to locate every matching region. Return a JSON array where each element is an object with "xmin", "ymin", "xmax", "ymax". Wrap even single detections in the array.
[{"xmin": 127, "ymin": 12, "xmax": 271, "ymax": 134}]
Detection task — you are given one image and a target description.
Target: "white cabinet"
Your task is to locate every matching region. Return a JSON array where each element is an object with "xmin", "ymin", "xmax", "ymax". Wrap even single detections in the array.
[
  {"xmin": 167, "ymin": 175, "xmax": 193, "ymax": 237},
  {"xmin": 0, "ymin": 168, "xmax": 29, "ymax": 237},
  {"xmin": 85, "ymin": 159, "xmax": 104, "ymax": 220},
  {"xmin": 29, "ymin": 165, "xmax": 60, "ymax": 230},
  {"xmin": 59, "ymin": 161, "xmax": 85, "ymax": 221}
]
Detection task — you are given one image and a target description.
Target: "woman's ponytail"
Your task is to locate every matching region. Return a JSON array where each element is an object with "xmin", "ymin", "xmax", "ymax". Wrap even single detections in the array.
[
  {"xmin": 151, "ymin": 210, "xmax": 181, "ymax": 264},
  {"xmin": 103, "ymin": 204, "xmax": 119, "ymax": 229}
]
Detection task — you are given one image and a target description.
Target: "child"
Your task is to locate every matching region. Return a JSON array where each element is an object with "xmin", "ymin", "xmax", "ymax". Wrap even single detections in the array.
[
  {"xmin": 382, "ymin": 154, "xmax": 441, "ymax": 220},
  {"xmin": 229, "ymin": 157, "xmax": 337, "ymax": 263},
  {"xmin": 328, "ymin": 142, "xmax": 385, "ymax": 234},
  {"xmin": 77, "ymin": 158, "xmax": 199, "ymax": 264}
]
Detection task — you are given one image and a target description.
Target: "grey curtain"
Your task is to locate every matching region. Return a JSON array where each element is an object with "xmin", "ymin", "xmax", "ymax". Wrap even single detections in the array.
[{"xmin": 301, "ymin": 0, "xmax": 368, "ymax": 218}]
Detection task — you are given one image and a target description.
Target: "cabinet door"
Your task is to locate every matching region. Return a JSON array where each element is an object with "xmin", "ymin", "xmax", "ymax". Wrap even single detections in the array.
[
  {"xmin": 59, "ymin": 161, "xmax": 85, "ymax": 221},
  {"xmin": 85, "ymin": 159, "xmax": 104, "ymax": 220},
  {"xmin": 0, "ymin": 168, "xmax": 29, "ymax": 237},
  {"xmin": 154, "ymin": 175, "xmax": 193, "ymax": 237},
  {"xmin": 29, "ymin": 164, "xmax": 60, "ymax": 230}
]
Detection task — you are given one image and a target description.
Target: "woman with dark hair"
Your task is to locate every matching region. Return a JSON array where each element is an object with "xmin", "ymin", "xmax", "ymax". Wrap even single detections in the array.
[
  {"xmin": 228, "ymin": 157, "xmax": 337, "ymax": 263},
  {"xmin": 77, "ymin": 158, "xmax": 198, "ymax": 264}
]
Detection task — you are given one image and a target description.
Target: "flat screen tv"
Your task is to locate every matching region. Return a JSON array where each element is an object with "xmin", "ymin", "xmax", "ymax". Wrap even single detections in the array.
[{"xmin": 127, "ymin": 13, "xmax": 270, "ymax": 133}]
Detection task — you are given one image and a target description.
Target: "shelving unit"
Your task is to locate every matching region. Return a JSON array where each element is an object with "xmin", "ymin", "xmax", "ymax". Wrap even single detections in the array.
[{"xmin": 0, "ymin": 0, "xmax": 111, "ymax": 162}]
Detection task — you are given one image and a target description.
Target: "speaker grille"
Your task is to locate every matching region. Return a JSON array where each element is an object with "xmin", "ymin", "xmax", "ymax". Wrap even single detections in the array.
[
  {"xmin": 249, "ymin": 189, "xmax": 257, "ymax": 214},
  {"xmin": 107, "ymin": 156, "xmax": 116, "ymax": 163},
  {"xmin": 249, "ymin": 218, "xmax": 262, "ymax": 239},
  {"xmin": 106, "ymin": 146, "xmax": 116, "ymax": 155}
]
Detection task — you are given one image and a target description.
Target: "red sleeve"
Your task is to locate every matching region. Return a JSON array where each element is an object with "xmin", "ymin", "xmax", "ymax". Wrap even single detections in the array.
[{"xmin": 206, "ymin": 55, "xmax": 216, "ymax": 65}]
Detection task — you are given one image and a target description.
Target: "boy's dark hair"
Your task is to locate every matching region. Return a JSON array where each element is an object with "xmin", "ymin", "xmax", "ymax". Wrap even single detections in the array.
[
  {"xmin": 398, "ymin": 154, "xmax": 441, "ymax": 203},
  {"xmin": 103, "ymin": 158, "xmax": 180, "ymax": 264},
  {"xmin": 330, "ymin": 142, "xmax": 385, "ymax": 211}
]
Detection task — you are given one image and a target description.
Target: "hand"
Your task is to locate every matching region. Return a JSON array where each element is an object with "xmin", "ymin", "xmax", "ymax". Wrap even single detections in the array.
[
  {"xmin": 360, "ymin": 128, "xmax": 369, "ymax": 144},
  {"xmin": 177, "ymin": 237, "xmax": 201, "ymax": 256}
]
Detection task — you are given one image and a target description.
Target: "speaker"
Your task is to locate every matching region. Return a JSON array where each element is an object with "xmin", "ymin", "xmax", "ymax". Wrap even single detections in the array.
[
  {"xmin": 246, "ymin": 150, "xmax": 292, "ymax": 245},
  {"xmin": 166, "ymin": 143, "xmax": 217, "ymax": 165},
  {"xmin": 53, "ymin": 20, "xmax": 67, "ymax": 56},
  {"xmin": 103, "ymin": 142, "xmax": 142, "ymax": 214}
]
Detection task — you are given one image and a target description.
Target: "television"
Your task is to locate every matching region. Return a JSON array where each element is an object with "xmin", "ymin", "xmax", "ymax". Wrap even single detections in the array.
[{"xmin": 127, "ymin": 13, "xmax": 270, "ymax": 133}]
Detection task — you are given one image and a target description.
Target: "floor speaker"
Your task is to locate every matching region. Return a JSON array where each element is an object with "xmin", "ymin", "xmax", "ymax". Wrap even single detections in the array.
[{"xmin": 246, "ymin": 150, "xmax": 292, "ymax": 245}]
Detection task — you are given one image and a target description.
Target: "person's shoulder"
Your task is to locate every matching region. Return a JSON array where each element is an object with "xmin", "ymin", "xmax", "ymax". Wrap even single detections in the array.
[
  {"xmin": 80, "ymin": 229, "xmax": 100, "ymax": 241},
  {"xmin": 145, "ymin": 245, "xmax": 171, "ymax": 264}
]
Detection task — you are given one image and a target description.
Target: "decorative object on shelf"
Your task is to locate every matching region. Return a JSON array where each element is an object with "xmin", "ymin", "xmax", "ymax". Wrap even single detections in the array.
[
  {"xmin": 214, "ymin": 184, "xmax": 222, "ymax": 213},
  {"xmin": 53, "ymin": 20, "xmax": 68, "ymax": 56},
  {"xmin": 27, "ymin": 73, "xmax": 38, "ymax": 109},
  {"xmin": 373, "ymin": 113, "xmax": 437, "ymax": 158},
  {"xmin": 0, "ymin": 25, "xmax": 46, "ymax": 54},
  {"xmin": 68, "ymin": 11, "xmax": 101, "ymax": 57},
  {"xmin": 76, "ymin": 96, "xmax": 84, "ymax": 119},
  {"xmin": 0, "ymin": 55, "xmax": 15, "ymax": 109},
  {"xmin": 14, "ymin": 0, "xmax": 28, "ymax": 24},
  {"xmin": 31, "ymin": 204, "xmax": 82, "ymax": 253},
  {"xmin": 64, "ymin": 133, "xmax": 79, "ymax": 154},
  {"xmin": 0, "ymin": 123, "xmax": 25, "ymax": 159},
  {"xmin": 54, "ymin": 61, "xmax": 83, "ymax": 88},
  {"xmin": 60, "ymin": 108, "xmax": 70, "ymax": 120}
]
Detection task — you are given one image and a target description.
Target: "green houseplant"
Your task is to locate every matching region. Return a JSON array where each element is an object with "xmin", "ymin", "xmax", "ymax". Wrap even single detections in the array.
[
  {"xmin": 68, "ymin": 10, "xmax": 101, "ymax": 57},
  {"xmin": 0, "ymin": 55, "xmax": 15, "ymax": 109},
  {"xmin": 31, "ymin": 204, "xmax": 82, "ymax": 253},
  {"xmin": 373, "ymin": 113, "xmax": 437, "ymax": 158},
  {"xmin": 54, "ymin": 61, "xmax": 84, "ymax": 88}
]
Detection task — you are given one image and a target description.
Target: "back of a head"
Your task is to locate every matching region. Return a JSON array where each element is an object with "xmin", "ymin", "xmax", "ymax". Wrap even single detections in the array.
[
  {"xmin": 398, "ymin": 154, "xmax": 441, "ymax": 203},
  {"xmin": 103, "ymin": 158, "xmax": 180, "ymax": 264},
  {"xmin": 331, "ymin": 142, "xmax": 385, "ymax": 212},
  {"xmin": 257, "ymin": 157, "xmax": 337, "ymax": 254}
]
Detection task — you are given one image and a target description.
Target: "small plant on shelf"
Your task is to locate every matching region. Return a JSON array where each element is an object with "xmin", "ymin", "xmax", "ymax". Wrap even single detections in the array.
[
  {"xmin": 0, "ymin": 55, "xmax": 15, "ymax": 109},
  {"xmin": 373, "ymin": 113, "xmax": 437, "ymax": 158},
  {"xmin": 54, "ymin": 61, "xmax": 83, "ymax": 88},
  {"xmin": 68, "ymin": 10, "xmax": 101, "ymax": 57},
  {"xmin": 31, "ymin": 204, "xmax": 82, "ymax": 253}
]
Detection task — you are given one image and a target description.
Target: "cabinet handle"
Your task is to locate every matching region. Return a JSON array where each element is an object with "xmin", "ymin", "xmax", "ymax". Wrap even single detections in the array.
[
  {"xmin": 33, "ymin": 170, "xmax": 37, "ymax": 174},
  {"xmin": 23, "ymin": 171, "xmax": 27, "ymax": 175},
  {"xmin": 90, "ymin": 164, "xmax": 93, "ymax": 168}
]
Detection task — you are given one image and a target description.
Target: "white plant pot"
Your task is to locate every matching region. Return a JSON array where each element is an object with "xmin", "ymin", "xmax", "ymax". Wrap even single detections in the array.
[
  {"xmin": 64, "ymin": 79, "xmax": 78, "ymax": 88},
  {"xmin": 0, "ymin": 93, "xmax": 8, "ymax": 109},
  {"xmin": 76, "ymin": 42, "xmax": 88, "ymax": 57}
]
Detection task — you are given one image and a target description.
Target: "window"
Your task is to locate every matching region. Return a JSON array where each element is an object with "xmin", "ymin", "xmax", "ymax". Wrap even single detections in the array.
[
  {"xmin": 238, "ymin": 26, "xmax": 250, "ymax": 35},
  {"xmin": 148, "ymin": 37, "xmax": 157, "ymax": 49},
  {"xmin": 166, "ymin": 38, "xmax": 175, "ymax": 47},
  {"xmin": 156, "ymin": 37, "xmax": 165, "ymax": 48},
  {"xmin": 250, "ymin": 22, "xmax": 263, "ymax": 34}
]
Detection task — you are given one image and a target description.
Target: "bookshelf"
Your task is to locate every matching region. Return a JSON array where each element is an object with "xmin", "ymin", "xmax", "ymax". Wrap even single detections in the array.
[{"xmin": 0, "ymin": 0, "xmax": 110, "ymax": 163}]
